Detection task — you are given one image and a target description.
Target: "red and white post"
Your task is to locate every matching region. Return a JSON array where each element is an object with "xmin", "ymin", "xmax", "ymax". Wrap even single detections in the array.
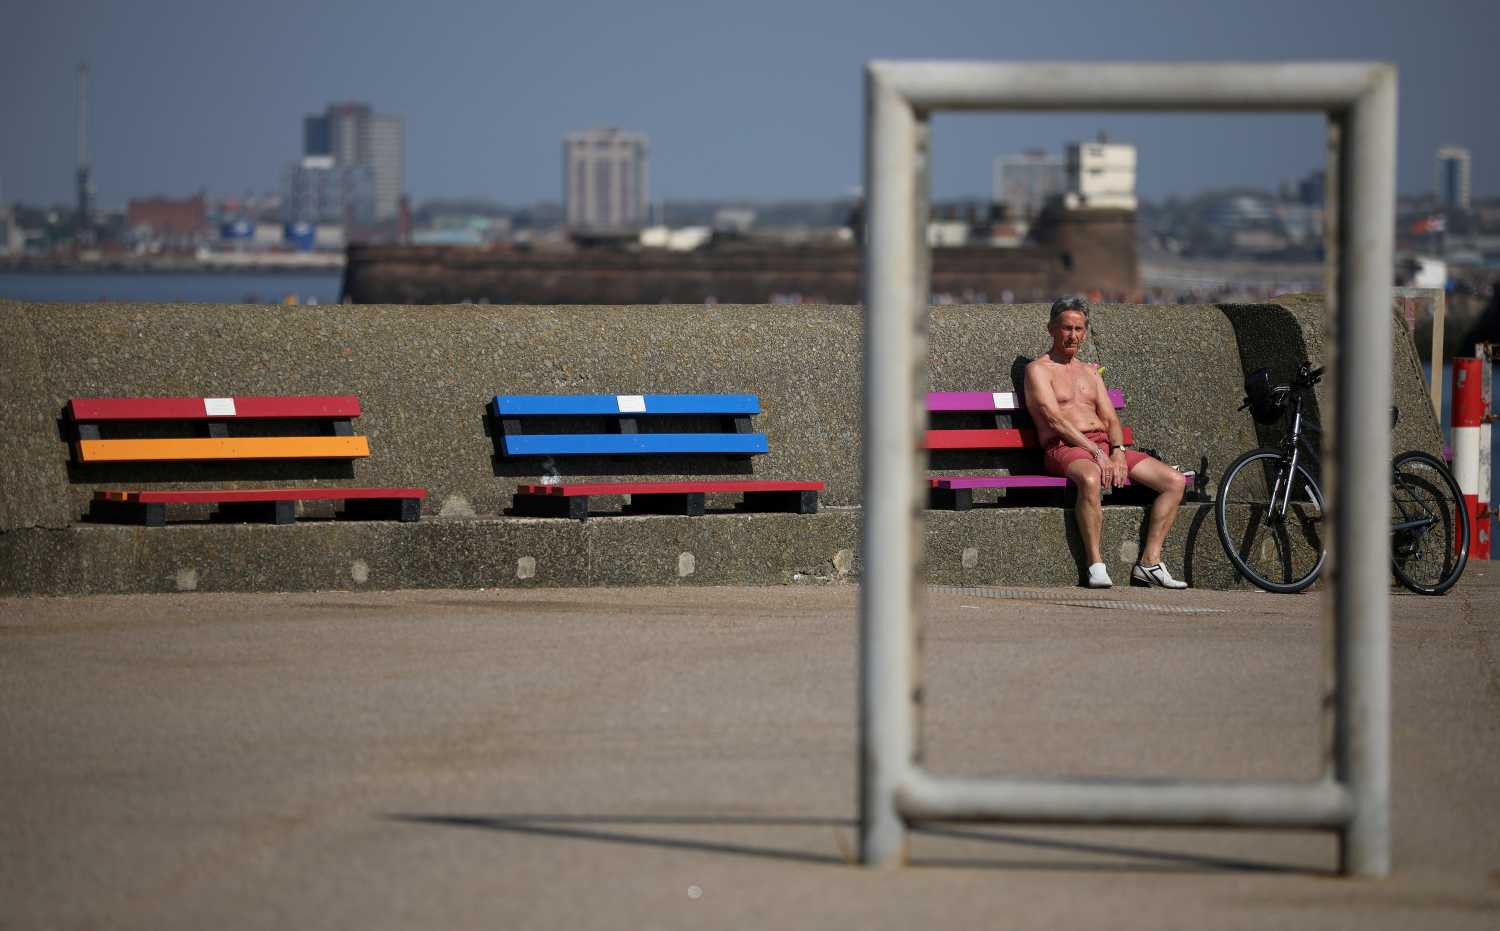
[
  {"xmin": 1452, "ymin": 357, "xmax": 1484, "ymax": 558},
  {"xmin": 1477, "ymin": 344, "xmax": 1493, "ymax": 560}
]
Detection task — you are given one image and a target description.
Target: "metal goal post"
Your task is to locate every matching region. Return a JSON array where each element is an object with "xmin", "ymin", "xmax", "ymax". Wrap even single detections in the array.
[{"xmin": 859, "ymin": 61, "xmax": 1396, "ymax": 875}]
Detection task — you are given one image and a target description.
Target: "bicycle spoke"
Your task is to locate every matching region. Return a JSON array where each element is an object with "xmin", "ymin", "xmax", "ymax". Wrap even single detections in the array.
[
  {"xmin": 1215, "ymin": 450, "xmax": 1326, "ymax": 593},
  {"xmin": 1390, "ymin": 450, "xmax": 1469, "ymax": 595}
]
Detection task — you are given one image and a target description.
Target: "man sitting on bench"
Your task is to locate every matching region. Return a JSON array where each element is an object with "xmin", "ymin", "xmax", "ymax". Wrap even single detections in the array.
[{"xmin": 1023, "ymin": 296, "xmax": 1188, "ymax": 589}]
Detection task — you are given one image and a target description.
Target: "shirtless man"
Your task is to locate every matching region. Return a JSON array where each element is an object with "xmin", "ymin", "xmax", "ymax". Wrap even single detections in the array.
[{"xmin": 1023, "ymin": 297, "xmax": 1187, "ymax": 589}]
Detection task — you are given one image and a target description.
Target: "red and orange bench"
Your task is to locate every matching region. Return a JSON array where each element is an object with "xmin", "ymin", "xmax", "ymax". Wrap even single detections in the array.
[{"xmin": 68, "ymin": 394, "xmax": 425, "ymax": 525}]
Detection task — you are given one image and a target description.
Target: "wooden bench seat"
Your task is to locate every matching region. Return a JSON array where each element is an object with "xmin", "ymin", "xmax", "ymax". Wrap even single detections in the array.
[
  {"xmin": 89, "ymin": 487, "xmax": 426, "ymax": 526},
  {"xmin": 513, "ymin": 480, "xmax": 822, "ymax": 519},
  {"xmin": 494, "ymin": 393, "xmax": 821, "ymax": 519},
  {"xmin": 68, "ymin": 394, "xmax": 425, "ymax": 525},
  {"xmin": 493, "ymin": 393, "xmax": 768, "ymax": 457},
  {"xmin": 926, "ymin": 388, "xmax": 1190, "ymax": 510},
  {"xmin": 68, "ymin": 395, "xmax": 369, "ymax": 462}
]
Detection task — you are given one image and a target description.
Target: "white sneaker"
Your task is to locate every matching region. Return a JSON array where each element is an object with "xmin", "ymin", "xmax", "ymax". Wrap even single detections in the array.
[
  {"xmin": 1086, "ymin": 562, "xmax": 1112, "ymax": 588},
  {"xmin": 1132, "ymin": 563, "xmax": 1188, "ymax": 589}
]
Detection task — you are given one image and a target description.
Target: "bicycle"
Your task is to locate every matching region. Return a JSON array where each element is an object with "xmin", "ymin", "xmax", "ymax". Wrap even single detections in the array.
[{"xmin": 1213, "ymin": 361, "xmax": 1470, "ymax": 595}]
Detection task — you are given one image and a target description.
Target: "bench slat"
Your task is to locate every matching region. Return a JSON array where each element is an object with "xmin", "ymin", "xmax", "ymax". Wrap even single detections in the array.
[
  {"xmin": 94, "ymin": 487, "xmax": 426, "ymax": 504},
  {"xmin": 68, "ymin": 395, "xmax": 362, "ymax": 421},
  {"xmin": 502, "ymin": 433, "xmax": 768, "ymax": 456},
  {"xmin": 494, "ymin": 394, "xmax": 760, "ymax": 417},
  {"xmin": 76, "ymin": 436, "xmax": 370, "ymax": 463},
  {"xmin": 927, "ymin": 388, "xmax": 1125, "ymax": 412},
  {"xmin": 924, "ymin": 426, "xmax": 1134, "ymax": 450},
  {"xmin": 931, "ymin": 471, "xmax": 1193, "ymax": 490},
  {"xmin": 517, "ymin": 479, "xmax": 822, "ymax": 497},
  {"xmin": 932, "ymin": 475, "xmax": 1067, "ymax": 489}
]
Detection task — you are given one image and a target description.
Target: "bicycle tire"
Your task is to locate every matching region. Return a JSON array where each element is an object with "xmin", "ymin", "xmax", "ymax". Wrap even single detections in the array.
[
  {"xmin": 1215, "ymin": 448, "xmax": 1328, "ymax": 594},
  {"xmin": 1390, "ymin": 449, "xmax": 1470, "ymax": 595}
]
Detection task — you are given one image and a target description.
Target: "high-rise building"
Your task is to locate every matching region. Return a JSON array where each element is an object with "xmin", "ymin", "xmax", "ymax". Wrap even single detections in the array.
[
  {"xmin": 1436, "ymin": 146, "xmax": 1471, "ymax": 210},
  {"xmin": 366, "ymin": 115, "xmax": 403, "ymax": 223},
  {"xmin": 1064, "ymin": 140, "xmax": 1137, "ymax": 211},
  {"xmin": 303, "ymin": 115, "xmax": 331, "ymax": 158},
  {"xmin": 1297, "ymin": 169, "xmax": 1326, "ymax": 207},
  {"xmin": 0, "ymin": 204, "xmax": 18, "ymax": 255},
  {"xmin": 301, "ymin": 103, "xmax": 403, "ymax": 221},
  {"xmin": 564, "ymin": 128, "xmax": 649, "ymax": 231},
  {"xmin": 993, "ymin": 150, "xmax": 1064, "ymax": 220}
]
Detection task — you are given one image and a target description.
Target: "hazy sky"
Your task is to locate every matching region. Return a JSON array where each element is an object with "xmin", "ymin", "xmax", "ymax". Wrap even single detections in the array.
[{"xmin": 2, "ymin": 0, "xmax": 1496, "ymax": 207}]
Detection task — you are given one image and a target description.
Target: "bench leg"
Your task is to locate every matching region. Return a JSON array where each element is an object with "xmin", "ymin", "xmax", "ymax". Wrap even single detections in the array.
[
  {"xmin": 214, "ymin": 500, "xmax": 297, "ymax": 525},
  {"xmin": 513, "ymin": 493, "xmax": 588, "ymax": 520},
  {"xmin": 739, "ymin": 490, "xmax": 819, "ymax": 514},
  {"xmin": 624, "ymin": 493, "xmax": 706, "ymax": 517},
  {"xmin": 928, "ymin": 487, "xmax": 972, "ymax": 511},
  {"xmin": 339, "ymin": 498, "xmax": 422, "ymax": 522},
  {"xmin": 86, "ymin": 499, "xmax": 166, "ymax": 526}
]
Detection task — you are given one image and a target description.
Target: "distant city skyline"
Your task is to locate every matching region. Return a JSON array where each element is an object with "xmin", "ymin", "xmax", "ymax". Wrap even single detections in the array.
[{"xmin": 2, "ymin": 0, "xmax": 1496, "ymax": 207}]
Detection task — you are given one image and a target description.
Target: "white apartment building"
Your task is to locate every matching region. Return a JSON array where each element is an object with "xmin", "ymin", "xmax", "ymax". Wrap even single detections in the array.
[
  {"xmin": 1064, "ymin": 141, "xmax": 1137, "ymax": 210},
  {"xmin": 564, "ymin": 128, "xmax": 650, "ymax": 231}
]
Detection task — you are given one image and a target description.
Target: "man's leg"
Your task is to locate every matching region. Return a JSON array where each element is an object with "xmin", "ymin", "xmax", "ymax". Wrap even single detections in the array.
[
  {"xmin": 1128, "ymin": 456, "xmax": 1187, "ymax": 569},
  {"xmin": 1065, "ymin": 459, "xmax": 1105, "ymax": 565}
]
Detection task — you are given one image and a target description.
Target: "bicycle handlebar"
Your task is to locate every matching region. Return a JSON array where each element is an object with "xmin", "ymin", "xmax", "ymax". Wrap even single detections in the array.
[{"xmin": 1295, "ymin": 363, "xmax": 1324, "ymax": 387}]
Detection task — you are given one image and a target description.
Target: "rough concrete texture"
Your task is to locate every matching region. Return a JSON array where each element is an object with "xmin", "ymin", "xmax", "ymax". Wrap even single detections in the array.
[
  {"xmin": 0, "ymin": 298, "xmax": 1438, "ymax": 594},
  {"xmin": 0, "ymin": 511, "xmax": 862, "ymax": 595},
  {"xmin": 926, "ymin": 502, "xmax": 1252, "ymax": 590},
  {"xmin": 4, "ymin": 571, "xmax": 1498, "ymax": 929},
  {"xmin": 1, "ymin": 502, "xmax": 1274, "ymax": 596}
]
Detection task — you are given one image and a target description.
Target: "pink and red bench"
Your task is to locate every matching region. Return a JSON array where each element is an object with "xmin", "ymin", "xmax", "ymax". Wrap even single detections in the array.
[{"xmin": 925, "ymin": 388, "xmax": 1191, "ymax": 510}]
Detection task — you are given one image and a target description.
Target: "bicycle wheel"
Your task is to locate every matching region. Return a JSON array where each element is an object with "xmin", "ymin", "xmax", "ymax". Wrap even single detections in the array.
[
  {"xmin": 1390, "ymin": 449, "xmax": 1470, "ymax": 595},
  {"xmin": 1215, "ymin": 448, "xmax": 1328, "ymax": 593}
]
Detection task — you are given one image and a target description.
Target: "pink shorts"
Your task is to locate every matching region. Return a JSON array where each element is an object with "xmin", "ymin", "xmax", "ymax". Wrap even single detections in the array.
[{"xmin": 1042, "ymin": 431, "xmax": 1149, "ymax": 477}]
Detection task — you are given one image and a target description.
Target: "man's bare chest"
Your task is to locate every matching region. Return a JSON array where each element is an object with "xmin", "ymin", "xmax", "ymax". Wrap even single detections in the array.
[{"xmin": 1047, "ymin": 367, "xmax": 1097, "ymax": 406}]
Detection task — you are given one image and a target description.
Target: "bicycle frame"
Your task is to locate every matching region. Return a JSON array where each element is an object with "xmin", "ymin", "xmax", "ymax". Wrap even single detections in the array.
[
  {"xmin": 1272, "ymin": 391, "xmax": 1454, "ymax": 563},
  {"xmin": 1269, "ymin": 387, "xmax": 1322, "ymax": 520}
]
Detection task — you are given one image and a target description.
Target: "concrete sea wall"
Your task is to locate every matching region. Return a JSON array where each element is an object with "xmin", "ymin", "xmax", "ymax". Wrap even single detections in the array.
[{"xmin": 0, "ymin": 297, "xmax": 1440, "ymax": 594}]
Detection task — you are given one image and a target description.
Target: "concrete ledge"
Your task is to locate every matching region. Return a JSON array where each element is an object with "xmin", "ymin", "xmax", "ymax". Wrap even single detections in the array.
[
  {"xmin": 0, "ymin": 503, "xmax": 1261, "ymax": 596},
  {"xmin": 0, "ymin": 511, "xmax": 860, "ymax": 595}
]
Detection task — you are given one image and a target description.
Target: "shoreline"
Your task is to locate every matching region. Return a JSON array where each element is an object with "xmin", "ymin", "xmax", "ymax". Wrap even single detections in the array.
[{"xmin": 0, "ymin": 257, "xmax": 343, "ymax": 275}]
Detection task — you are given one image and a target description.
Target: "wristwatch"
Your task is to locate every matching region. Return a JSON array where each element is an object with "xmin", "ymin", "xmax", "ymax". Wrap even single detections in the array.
[{"xmin": 1110, "ymin": 443, "xmax": 1126, "ymax": 452}]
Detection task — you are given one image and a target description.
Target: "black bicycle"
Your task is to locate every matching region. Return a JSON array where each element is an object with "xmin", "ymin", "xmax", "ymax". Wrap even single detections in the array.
[{"xmin": 1214, "ymin": 362, "xmax": 1470, "ymax": 595}]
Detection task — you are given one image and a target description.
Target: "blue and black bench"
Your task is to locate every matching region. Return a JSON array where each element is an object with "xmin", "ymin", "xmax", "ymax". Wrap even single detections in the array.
[{"xmin": 492, "ymin": 392, "xmax": 823, "ymax": 518}]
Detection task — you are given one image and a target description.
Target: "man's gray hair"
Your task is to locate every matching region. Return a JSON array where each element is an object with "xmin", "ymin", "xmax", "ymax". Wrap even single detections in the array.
[{"xmin": 1049, "ymin": 295, "xmax": 1091, "ymax": 323}]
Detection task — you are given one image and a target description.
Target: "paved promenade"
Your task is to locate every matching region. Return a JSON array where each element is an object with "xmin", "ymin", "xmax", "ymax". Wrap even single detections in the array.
[{"xmin": 3, "ymin": 569, "xmax": 1498, "ymax": 929}]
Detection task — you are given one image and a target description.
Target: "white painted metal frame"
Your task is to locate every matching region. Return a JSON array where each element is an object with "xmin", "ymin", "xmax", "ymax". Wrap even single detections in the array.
[{"xmin": 860, "ymin": 61, "xmax": 1396, "ymax": 875}]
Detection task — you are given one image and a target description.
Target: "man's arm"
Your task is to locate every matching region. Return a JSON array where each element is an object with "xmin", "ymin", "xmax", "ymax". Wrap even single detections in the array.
[
  {"xmin": 1024, "ymin": 364, "xmax": 1101, "ymax": 451},
  {"xmin": 1092, "ymin": 367, "xmax": 1126, "ymax": 450},
  {"xmin": 1092, "ymin": 366, "xmax": 1130, "ymax": 487}
]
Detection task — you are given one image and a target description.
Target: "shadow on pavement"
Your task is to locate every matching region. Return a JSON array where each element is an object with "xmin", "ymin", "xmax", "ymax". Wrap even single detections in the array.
[
  {"xmin": 389, "ymin": 813, "xmax": 852, "ymax": 865},
  {"xmin": 910, "ymin": 825, "xmax": 1333, "ymax": 875},
  {"xmin": 389, "ymin": 813, "xmax": 1329, "ymax": 875}
]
